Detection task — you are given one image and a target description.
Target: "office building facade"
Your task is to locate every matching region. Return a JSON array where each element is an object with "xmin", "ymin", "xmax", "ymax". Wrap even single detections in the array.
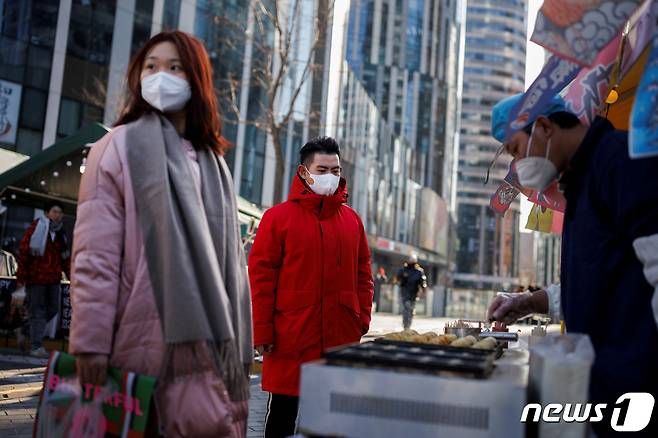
[
  {"xmin": 453, "ymin": 0, "xmax": 528, "ymax": 292},
  {"xmin": 345, "ymin": 0, "xmax": 464, "ymax": 206},
  {"xmin": 337, "ymin": 0, "xmax": 465, "ymax": 314}
]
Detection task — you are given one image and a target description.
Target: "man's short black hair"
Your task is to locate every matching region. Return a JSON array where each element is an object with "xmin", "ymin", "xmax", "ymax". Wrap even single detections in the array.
[
  {"xmin": 522, "ymin": 111, "xmax": 581, "ymax": 134},
  {"xmin": 299, "ymin": 136, "xmax": 341, "ymax": 166},
  {"xmin": 45, "ymin": 200, "xmax": 64, "ymax": 213}
]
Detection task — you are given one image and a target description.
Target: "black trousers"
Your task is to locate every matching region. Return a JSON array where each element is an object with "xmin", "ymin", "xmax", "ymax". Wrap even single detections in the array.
[
  {"xmin": 401, "ymin": 294, "xmax": 417, "ymax": 330},
  {"xmin": 26, "ymin": 284, "xmax": 60, "ymax": 350},
  {"xmin": 265, "ymin": 393, "xmax": 299, "ymax": 438}
]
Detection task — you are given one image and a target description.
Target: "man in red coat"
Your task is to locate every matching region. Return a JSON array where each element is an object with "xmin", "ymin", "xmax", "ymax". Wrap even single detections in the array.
[
  {"xmin": 16, "ymin": 201, "xmax": 70, "ymax": 358},
  {"xmin": 249, "ymin": 137, "xmax": 374, "ymax": 438}
]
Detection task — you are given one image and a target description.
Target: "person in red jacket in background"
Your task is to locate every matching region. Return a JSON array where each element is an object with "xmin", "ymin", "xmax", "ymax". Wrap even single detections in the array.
[
  {"xmin": 16, "ymin": 201, "xmax": 70, "ymax": 358},
  {"xmin": 249, "ymin": 136, "xmax": 374, "ymax": 438}
]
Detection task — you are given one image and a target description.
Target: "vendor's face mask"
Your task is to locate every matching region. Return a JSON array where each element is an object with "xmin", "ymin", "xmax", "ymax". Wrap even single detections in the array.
[{"xmin": 515, "ymin": 122, "xmax": 558, "ymax": 191}]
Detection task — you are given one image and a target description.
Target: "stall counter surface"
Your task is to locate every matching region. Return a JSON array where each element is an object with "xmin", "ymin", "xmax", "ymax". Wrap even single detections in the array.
[{"xmin": 298, "ymin": 327, "xmax": 539, "ymax": 438}]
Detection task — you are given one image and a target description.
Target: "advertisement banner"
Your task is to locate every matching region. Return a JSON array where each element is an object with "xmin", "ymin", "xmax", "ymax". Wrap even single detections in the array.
[
  {"xmin": 531, "ymin": 0, "xmax": 643, "ymax": 66},
  {"xmin": 505, "ymin": 55, "xmax": 581, "ymax": 140},
  {"xmin": 526, "ymin": 204, "xmax": 555, "ymax": 233},
  {"xmin": 0, "ymin": 79, "xmax": 22, "ymax": 145},
  {"xmin": 419, "ymin": 188, "xmax": 448, "ymax": 257},
  {"xmin": 622, "ymin": 0, "xmax": 658, "ymax": 77},
  {"xmin": 629, "ymin": 32, "xmax": 658, "ymax": 158},
  {"xmin": 528, "ymin": 181, "xmax": 567, "ymax": 213},
  {"xmin": 491, "ymin": 165, "xmax": 566, "ymax": 216},
  {"xmin": 525, "ymin": 204, "xmax": 564, "ymax": 234},
  {"xmin": 490, "ymin": 182, "xmax": 519, "ymax": 215},
  {"xmin": 563, "ymin": 34, "xmax": 621, "ymax": 124}
]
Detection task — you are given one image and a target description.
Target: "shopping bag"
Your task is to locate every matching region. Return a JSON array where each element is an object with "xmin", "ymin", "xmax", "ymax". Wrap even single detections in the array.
[
  {"xmin": 34, "ymin": 351, "xmax": 158, "ymax": 438},
  {"xmin": 35, "ymin": 373, "xmax": 109, "ymax": 438},
  {"xmin": 1, "ymin": 283, "xmax": 27, "ymax": 330}
]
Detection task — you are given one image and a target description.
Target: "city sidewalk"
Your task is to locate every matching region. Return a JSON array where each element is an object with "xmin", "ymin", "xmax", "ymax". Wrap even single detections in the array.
[
  {"xmin": 0, "ymin": 353, "xmax": 44, "ymax": 437},
  {"xmin": 0, "ymin": 314, "xmax": 511, "ymax": 437}
]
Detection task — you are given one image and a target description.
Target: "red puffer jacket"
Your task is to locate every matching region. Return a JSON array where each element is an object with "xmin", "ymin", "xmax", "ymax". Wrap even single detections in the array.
[
  {"xmin": 249, "ymin": 174, "xmax": 374, "ymax": 396},
  {"xmin": 17, "ymin": 219, "xmax": 70, "ymax": 286}
]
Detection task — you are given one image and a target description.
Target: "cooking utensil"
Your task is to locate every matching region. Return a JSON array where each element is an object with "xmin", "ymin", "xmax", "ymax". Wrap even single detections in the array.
[
  {"xmin": 444, "ymin": 327, "xmax": 482, "ymax": 338},
  {"xmin": 479, "ymin": 330, "xmax": 519, "ymax": 342}
]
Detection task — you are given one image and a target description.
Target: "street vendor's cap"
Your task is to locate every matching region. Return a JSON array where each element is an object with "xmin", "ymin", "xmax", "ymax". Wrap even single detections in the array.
[{"xmin": 491, "ymin": 93, "xmax": 567, "ymax": 143}]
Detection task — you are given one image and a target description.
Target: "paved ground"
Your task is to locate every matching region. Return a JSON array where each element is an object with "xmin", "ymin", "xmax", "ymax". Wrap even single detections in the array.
[
  {"xmin": 0, "ymin": 354, "xmax": 45, "ymax": 437},
  {"xmin": 0, "ymin": 314, "xmax": 556, "ymax": 437},
  {"xmin": 247, "ymin": 374, "xmax": 268, "ymax": 438}
]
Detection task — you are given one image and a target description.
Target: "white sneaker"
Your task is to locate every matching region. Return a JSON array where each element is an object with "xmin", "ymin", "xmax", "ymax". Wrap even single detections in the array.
[{"xmin": 29, "ymin": 347, "xmax": 50, "ymax": 359}]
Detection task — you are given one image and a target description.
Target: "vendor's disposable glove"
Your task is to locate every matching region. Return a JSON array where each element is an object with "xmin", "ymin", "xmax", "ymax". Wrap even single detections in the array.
[{"xmin": 487, "ymin": 290, "xmax": 549, "ymax": 325}]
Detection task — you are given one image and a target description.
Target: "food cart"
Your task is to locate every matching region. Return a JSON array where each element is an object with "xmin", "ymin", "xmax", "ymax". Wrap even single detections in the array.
[{"xmin": 298, "ymin": 324, "xmax": 530, "ymax": 438}]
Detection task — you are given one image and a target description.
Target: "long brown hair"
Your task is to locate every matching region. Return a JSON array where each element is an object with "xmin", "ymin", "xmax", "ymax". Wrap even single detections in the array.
[{"xmin": 114, "ymin": 31, "xmax": 231, "ymax": 154}]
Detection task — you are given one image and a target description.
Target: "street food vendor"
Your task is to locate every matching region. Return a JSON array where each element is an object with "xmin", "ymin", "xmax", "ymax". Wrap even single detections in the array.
[{"xmin": 486, "ymin": 94, "xmax": 658, "ymax": 436}]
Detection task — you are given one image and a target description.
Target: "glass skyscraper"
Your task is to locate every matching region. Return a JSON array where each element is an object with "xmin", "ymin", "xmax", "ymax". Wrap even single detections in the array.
[
  {"xmin": 345, "ymin": 0, "xmax": 464, "ymax": 205},
  {"xmin": 339, "ymin": 0, "xmax": 465, "ymax": 313},
  {"xmin": 454, "ymin": 0, "xmax": 528, "ymax": 292}
]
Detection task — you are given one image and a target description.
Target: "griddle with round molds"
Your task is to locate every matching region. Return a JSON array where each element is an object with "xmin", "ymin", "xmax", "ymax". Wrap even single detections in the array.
[{"xmin": 322, "ymin": 341, "xmax": 498, "ymax": 378}]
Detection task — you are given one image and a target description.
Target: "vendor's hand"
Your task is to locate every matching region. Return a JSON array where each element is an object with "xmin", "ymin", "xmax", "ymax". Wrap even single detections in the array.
[
  {"xmin": 487, "ymin": 290, "xmax": 549, "ymax": 325},
  {"xmin": 255, "ymin": 344, "xmax": 274, "ymax": 356},
  {"xmin": 76, "ymin": 353, "xmax": 108, "ymax": 386}
]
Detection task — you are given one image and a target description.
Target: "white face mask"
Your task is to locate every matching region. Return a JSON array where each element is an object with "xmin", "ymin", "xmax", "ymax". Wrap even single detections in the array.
[
  {"xmin": 515, "ymin": 123, "xmax": 558, "ymax": 191},
  {"xmin": 305, "ymin": 167, "xmax": 340, "ymax": 196},
  {"xmin": 141, "ymin": 71, "xmax": 191, "ymax": 113}
]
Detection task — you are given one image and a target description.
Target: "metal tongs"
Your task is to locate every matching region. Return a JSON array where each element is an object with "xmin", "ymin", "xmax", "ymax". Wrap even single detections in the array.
[{"xmin": 479, "ymin": 314, "xmax": 520, "ymax": 342}]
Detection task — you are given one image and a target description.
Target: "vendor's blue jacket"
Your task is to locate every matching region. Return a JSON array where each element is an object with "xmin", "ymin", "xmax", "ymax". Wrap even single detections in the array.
[{"xmin": 560, "ymin": 117, "xmax": 658, "ymax": 435}]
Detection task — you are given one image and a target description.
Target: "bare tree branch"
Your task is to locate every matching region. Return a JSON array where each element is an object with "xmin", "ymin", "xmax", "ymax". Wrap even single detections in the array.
[
  {"xmin": 224, "ymin": 74, "xmax": 243, "ymax": 121},
  {"xmin": 216, "ymin": 0, "xmax": 335, "ymax": 203},
  {"xmin": 281, "ymin": 24, "xmax": 323, "ymax": 127},
  {"xmin": 266, "ymin": 0, "xmax": 300, "ymax": 114}
]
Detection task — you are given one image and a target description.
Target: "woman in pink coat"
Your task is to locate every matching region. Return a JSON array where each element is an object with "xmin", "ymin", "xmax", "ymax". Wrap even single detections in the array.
[{"xmin": 69, "ymin": 31, "xmax": 253, "ymax": 438}]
